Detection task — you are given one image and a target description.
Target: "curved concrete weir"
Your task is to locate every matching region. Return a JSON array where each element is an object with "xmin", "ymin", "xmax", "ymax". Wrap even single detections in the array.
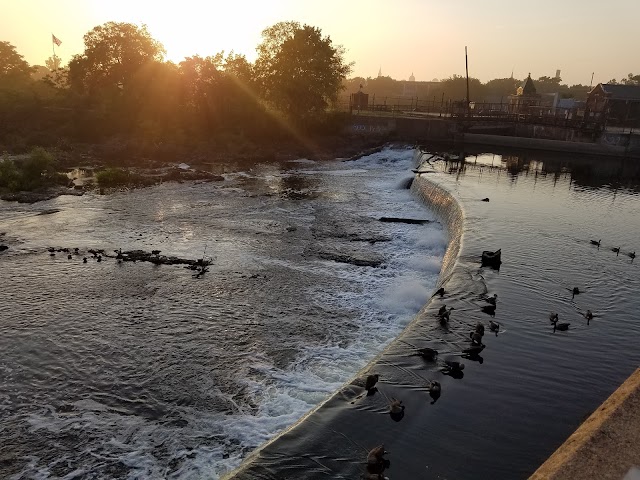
[{"xmin": 224, "ymin": 153, "xmax": 476, "ymax": 480}]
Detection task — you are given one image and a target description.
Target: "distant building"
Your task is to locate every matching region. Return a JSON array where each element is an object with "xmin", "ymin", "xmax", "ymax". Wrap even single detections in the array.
[
  {"xmin": 398, "ymin": 72, "xmax": 439, "ymax": 99},
  {"xmin": 402, "ymin": 73, "xmax": 417, "ymax": 97},
  {"xmin": 507, "ymin": 74, "xmax": 570, "ymax": 114},
  {"xmin": 586, "ymin": 83, "xmax": 640, "ymax": 125},
  {"xmin": 350, "ymin": 84, "xmax": 369, "ymax": 110},
  {"xmin": 508, "ymin": 73, "xmax": 541, "ymax": 112}
]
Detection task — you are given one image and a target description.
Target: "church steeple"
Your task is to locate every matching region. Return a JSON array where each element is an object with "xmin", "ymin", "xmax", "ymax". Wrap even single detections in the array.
[
  {"xmin": 522, "ymin": 73, "xmax": 537, "ymax": 95},
  {"xmin": 378, "ymin": 66, "xmax": 382, "ymax": 78}
]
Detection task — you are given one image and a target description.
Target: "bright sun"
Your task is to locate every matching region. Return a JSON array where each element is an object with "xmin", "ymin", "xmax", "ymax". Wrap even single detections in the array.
[{"xmin": 93, "ymin": 1, "xmax": 289, "ymax": 63}]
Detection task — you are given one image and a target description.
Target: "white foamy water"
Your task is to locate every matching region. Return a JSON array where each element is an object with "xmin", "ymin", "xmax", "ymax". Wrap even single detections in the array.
[{"xmin": 0, "ymin": 147, "xmax": 445, "ymax": 479}]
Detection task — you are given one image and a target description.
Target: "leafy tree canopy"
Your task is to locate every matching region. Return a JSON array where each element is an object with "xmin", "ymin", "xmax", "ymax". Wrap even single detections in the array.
[
  {"xmin": 45, "ymin": 55, "xmax": 62, "ymax": 71},
  {"xmin": 621, "ymin": 73, "xmax": 640, "ymax": 86},
  {"xmin": 0, "ymin": 41, "xmax": 34, "ymax": 81},
  {"xmin": 68, "ymin": 22, "xmax": 165, "ymax": 94},
  {"xmin": 255, "ymin": 21, "xmax": 352, "ymax": 119}
]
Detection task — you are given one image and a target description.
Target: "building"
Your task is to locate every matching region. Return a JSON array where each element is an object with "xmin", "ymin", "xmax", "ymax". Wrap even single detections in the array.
[
  {"xmin": 350, "ymin": 84, "xmax": 369, "ymax": 110},
  {"xmin": 402, "ymin": 73, "xmax": 417, "ymax": 97},
  {"xmin": 586, "ymin": 83, "xmax": 640, "ymax": 125},
  {"xmin": 508, "ymin": 73, "xmax": 541, "ymax": 113}
]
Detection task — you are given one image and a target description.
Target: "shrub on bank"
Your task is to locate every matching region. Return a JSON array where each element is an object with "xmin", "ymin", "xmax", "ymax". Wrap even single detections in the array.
[
  {"xmin": 0, "ymin": 147, "xmax": 67, "ymax": 192},
  {"xmin": 95, "ymin": 168, "xmax": 132, "ymax": 187}
]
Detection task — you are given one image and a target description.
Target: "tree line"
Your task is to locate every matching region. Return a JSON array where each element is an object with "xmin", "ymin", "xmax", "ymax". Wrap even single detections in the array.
[
  {"xmin": 0, "ymin": 21, "xmax": 352, "ymax": 154},
  {"xmin": 342, "ymin": 73, "xmax": 633, "ymax": 106},
  {"xmin": 2, "ymin": 21, "xmax": 639, "ymax": 156}
]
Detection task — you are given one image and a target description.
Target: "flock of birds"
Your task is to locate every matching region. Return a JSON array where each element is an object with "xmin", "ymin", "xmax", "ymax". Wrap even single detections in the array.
[
  {"xmin": 46, "ymin": 247, "xmax": 162, "ymax": 264},
  {"xmin": 359, "ymin": 262, "xmax": 503, "ymax": 479},
  {"xmin": 590, "ymin": 238, "xmax": 635, "ymax": 261},
  {"xmin": 358, "ymin": 236, "xmax": 630, "ymax": 479}
]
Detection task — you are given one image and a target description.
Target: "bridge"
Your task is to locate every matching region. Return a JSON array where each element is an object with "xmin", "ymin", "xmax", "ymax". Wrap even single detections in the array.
[{"xmin": 343, "ymin": 99, "xmax": 640, "ymax": 158}]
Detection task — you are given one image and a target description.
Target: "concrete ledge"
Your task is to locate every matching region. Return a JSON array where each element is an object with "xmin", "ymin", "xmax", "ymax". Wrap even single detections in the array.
[
  {"xmin": 530, "ymin": 367, "xmax": 640, "ymax": 480},
  {"xmin": 461, "ymin": 133, "xmax": 637, "ymax": 157}
]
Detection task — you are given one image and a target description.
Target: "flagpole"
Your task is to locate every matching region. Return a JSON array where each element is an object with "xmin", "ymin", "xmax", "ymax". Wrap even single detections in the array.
[{"xmin": 52, "ymin": 34, "xmax": 56, "ymax": 60}]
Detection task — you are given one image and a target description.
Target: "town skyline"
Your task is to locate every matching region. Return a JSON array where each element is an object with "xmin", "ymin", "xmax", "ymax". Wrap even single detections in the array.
[{"xmin": 2, "ymin": 0, "xmax": 639, "ymax": 86}]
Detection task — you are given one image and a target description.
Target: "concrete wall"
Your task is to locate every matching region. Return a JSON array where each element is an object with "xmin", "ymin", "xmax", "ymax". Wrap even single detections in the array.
[
  {"xmin": 346, "ymin": 113, "xmax": 640, "ymax": 156},
  {"xmin": 530, "ymin": 368, "xmax": 640, "ymax": 480},
  {"xmin": 348, "ymin": 115, "xmax": 455, "ymax": 142},
  {"xmin": 460, "ymin": 133, "xmax": 637, "ymax": 157}
]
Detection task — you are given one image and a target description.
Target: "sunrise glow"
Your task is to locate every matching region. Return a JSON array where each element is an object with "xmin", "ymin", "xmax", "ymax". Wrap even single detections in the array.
[{"xmin": 2, "ymin": 0, "xmax": 640, "ymax": 84}]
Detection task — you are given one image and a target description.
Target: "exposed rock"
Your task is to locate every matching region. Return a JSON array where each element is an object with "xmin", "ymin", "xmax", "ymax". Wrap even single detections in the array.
[
  {"xmin": 317, "ymin": 250, "xmax": 384, "ymax": 267},
  {"xmin": 344, "ymin": 145, "xmax": 385, "ymax": 162},
  {"xmin": 379, "ymin": 217, "xmax": 431, "ymax": 225},
  {"xmin": 37, "ymin": 209, "xmax": 61, "ymax": 215}
]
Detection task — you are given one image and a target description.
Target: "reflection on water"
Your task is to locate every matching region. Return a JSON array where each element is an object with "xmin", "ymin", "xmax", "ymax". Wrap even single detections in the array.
[
  {"xmin": 409, "ymin": 147, "xmax": 640, "ymax": 479},
  {"xmin": 437, "ymin": 149, "xmax": 640, "ymax": 193}
]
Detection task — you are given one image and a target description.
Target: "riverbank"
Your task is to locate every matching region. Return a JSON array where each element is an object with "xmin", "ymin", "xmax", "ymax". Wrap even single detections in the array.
[
  {"xmin": 1, "ymin": 135, "xmax": 391, "ymax": 203},
  {"xmin": 530, "ymin": 367, "xmax": 640, "ymax": 480}
]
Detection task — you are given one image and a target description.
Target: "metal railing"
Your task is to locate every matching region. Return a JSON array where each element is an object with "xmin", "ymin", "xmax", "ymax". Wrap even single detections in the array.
[{"xmin": 338, "ymin": 97, "xmax": 639, "ymax": 131}]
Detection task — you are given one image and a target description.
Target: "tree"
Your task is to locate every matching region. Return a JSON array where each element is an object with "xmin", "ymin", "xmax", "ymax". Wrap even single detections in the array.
[
  {"xmin": 255, "ymin": 21, "xmax": 301, "ymax": 73},
  {"xmin": 31, "ymin": 65, "xmax": 51, "ymax": 81},
  {"xmin": 364, "ymin": 75, "xmax": 401, "ymax": 98},
  {"xmin": 435, "ymin": 75, "xmax": 484, "ymax": 102},
  {"xmin": 255, "ymin": 21, "xmax": 352, "ymax": 119},
  {"xmin": 0, "ymin": 41, "xmax": 34, "ymax": 80},
  {"xmin": 534, "ymin": 75, "xmax": 563, "ymax": 94},
  {"xmin": 45, "ymin": 55, "xmax": 62, "ymax": 71},
  {"xmin": 621, "ymin": 73, "xmax": 640, "ymax": 86},
  {"xmin": 224, "ymin": 52, "xmax": 254, "ymax": 85},
  {"xmin": 484, "ymin": 77, "xmax": 521, "ymax": 100},
  {"xmin": 68, "ymin": 22, "xmax": 165, "ymax": 94}
]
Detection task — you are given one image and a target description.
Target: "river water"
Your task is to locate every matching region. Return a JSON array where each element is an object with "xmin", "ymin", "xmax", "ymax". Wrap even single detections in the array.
[
  {"xmin": 2, "ymin": 146, "xmax": 640, "ymax": 480},
  {"xmin": 0, "ymin": 148, "xmax": 447, "ymax": 479},
  {"xmin": 226, "ymin": 147, "xmax": 640, "ymax": 480}
]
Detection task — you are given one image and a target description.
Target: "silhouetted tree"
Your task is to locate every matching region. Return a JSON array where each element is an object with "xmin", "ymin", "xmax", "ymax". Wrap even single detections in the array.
[
  {"xmin": 564, "ymin": 84, "xmax": 590, "ymax": 100},
  {"xmin": 534, "ymin": 75, "xmax": 563, "ymax": 94},
  {"xmin": 68, "ymin": 22, "xmax": 165, "ymax": 95},
  {"xmin": 621, "ymin": 73, "xmax": 640, "ymax": 86},
  {"xmin": 436, "ymin": 75, "xmax": 484, "ymax": 101},
  {"xmin": 255, "ymin": 21, "xmax": 352, "ymax": 120},
  {"xmin": 483, "ymin": 77, "xmax": 521, "ymax": 100},
  {"xmin": 364, "ymin": 75, "xmax": 402, "ymax": 98},
  {"xmin": 31, "ymin": 65, "xmax": 51, "ymax": 82},
  {"xmin": 0, "ymin": 41, "xmax": 34, "ymax": 82},
  {"xmin": 45, "ymin": 55, "xmax": 62, "ymax": 71}
]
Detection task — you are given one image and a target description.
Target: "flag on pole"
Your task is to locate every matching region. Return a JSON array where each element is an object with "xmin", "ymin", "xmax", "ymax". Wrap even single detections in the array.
[{"xmin": 52, "ymin": 34, "xmax": 62, "ymax": 47}]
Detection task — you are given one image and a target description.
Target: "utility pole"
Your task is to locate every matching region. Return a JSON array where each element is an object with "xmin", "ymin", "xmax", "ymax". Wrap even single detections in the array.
[
  {"xmin": 465, "ymin": 46, "xmax": 470, "ymax": 117},
  {"xmin": 590, "ymin": 72, "xmax": 594, "ymax": 89}
]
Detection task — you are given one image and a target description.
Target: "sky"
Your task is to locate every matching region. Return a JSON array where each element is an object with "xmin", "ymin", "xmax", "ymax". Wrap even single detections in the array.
[{"xmin": 2, "ymin": 0, "xmax": 639, "ymax": 86}]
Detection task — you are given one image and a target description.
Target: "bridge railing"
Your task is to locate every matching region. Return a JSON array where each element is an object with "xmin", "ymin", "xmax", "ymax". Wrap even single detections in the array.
[{"xmin": 338, "ymin": 96, "xmax": 640, "ymax": 131}]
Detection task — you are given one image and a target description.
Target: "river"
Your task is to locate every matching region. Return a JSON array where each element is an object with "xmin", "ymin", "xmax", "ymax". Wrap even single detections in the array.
[{"xmin": 0, "ymin": 148, "xmax": 446, "ymax": 479}]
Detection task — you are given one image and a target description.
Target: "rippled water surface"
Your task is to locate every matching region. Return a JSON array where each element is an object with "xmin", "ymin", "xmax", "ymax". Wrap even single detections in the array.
[
  {"xmin": 410, "ymin": 150, "xmax": 640, "ymax": 479},
  {"xmin": 225, "ymin": 148, "xmax": 640, "ymax": 480},
  {"xmin": 3, "ymin": 146, "xmax": 640, "ymax": 480},
  {"xmin": 0, "ymin": 149, "xmax": 446, "ymax": 479}
]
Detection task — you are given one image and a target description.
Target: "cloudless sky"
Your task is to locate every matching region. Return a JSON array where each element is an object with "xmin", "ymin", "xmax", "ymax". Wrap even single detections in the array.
[{"xmin": 2, "ymin": 0, "xmax": 638, "ymax": 85}]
